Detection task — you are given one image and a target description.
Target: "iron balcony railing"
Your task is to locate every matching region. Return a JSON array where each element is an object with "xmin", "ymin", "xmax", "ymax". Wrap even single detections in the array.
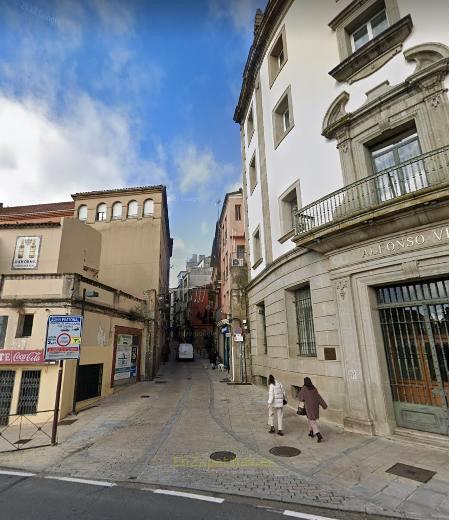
[{"xmin": 294, "ymin": 145, "xmax": 449, "ymax": 236}]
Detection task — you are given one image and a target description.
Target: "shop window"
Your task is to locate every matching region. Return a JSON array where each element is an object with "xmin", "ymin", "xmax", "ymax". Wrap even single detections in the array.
[
  {"xmin": 273, "ymin": 86, "xmax": 294, "ymax": 148},
  {"xmin": 248, "ymin": 153, "xmax": 257, "ymax": 193},
  {"xmin": 127, "ymin": 200, "xmax": 139, "ymax": 219},
  {"xmin": 16, "ymin": 314, "xmax": 34, "ymax": 338},
  {"xmin": 256, "ymin": 302, "xmax": 268, "ymax": 354},
  {"xmin": 246, "ymin": 106, "xmax": 254, "ymax": 145},
  {"xmin": 143, "ymin": 199, "xmax": 154, "ymax": 216},
  {"xmin": 96, "ymin": 203, "xmax": 107, "ymax": 221},
  {"xmin": 76, "ymin": 364, "xmax": 103, "ymax": 402},
  {"xmin": 78, "ymin": 205, "xmax": 87, "ymax": 221},
  {"xmin": 111, "ymin": 201, "xmax": 123, "ymax": 220},
  {"xmin": 17, "ymin": 370, "xmax": 41, "ymax": 415},
  {"xmin": 295, "ymin": 286, "xmax": 316, "ymax": 357},
  {"xmin": 0, "ymin": 316, "xmax": 8, "ymax": 348},
  {"xmin": 268, "ymin": 26, "xmax": 288, "ymax": 86}
]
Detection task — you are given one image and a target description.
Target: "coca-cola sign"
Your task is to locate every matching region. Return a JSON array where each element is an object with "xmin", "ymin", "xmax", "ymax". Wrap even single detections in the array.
[{"xmin": 0, "ymin": 350, "xmax": 46, "ymax": 365}]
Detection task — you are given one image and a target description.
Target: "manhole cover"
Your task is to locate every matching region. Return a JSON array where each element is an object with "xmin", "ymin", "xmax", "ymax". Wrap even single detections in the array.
[
  {"xmin": 140, "ymin": 395, "xmax": 150, "ymax": 398},
  {"xmin": 269, "ymin": 446, "xmax": 301, "ymax": 457},
  {"xmin": 15, "ymin": 439, "xmax": 32, "ymax": 445},
  {"xmin": 59, "ymin": 419, "xmax": 78, "ymax": 425},
  {"xmin": 155, "ymin": 381, "xmax": 167, "ymax": 384},
  {"xmin": 210, "ymin": 451, "xmax": 236, "ymax": 462},
  {"xmin": 386, "ymin": 463, "xmax": 436, "ymax": 483}
]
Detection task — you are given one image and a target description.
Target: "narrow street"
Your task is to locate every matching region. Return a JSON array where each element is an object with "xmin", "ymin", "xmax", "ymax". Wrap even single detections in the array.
[{"xmin": 1, "ymin": 358, "xmax": 449, "ymax": 519}]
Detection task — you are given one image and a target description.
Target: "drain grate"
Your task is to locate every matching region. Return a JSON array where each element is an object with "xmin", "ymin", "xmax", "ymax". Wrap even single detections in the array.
[
  {"xmin": 269, "ymin": 446, "xmax": 301, "ymax": 457},
  {"xmin": 59, "ymin": 419, "xmax": 78, "ymax": 425},
  {"xmin": 15, "ymin": 439, "xmax": 32, "ymax": 445},
  {"xmin": 128, "ymin": 476, "xmax": 137, "ymax": 480},
  {"xmin": 386, "ymin": 463, "xmax": 436, "ymax": 483},
  {"xmin": 155, "ymin": 381, "xmax": 167, "ymax": 384},
  {"xmin": 140, "ymin": 395, "xmax": 150, "ymax": 398},
  {"xmin": 210, "ymin": 451, "xmax": 236, "ymax": 462}
]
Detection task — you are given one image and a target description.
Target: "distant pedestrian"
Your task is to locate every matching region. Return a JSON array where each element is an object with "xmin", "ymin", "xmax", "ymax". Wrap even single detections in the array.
[
  {"xmin": 209, "ymin": 350, "xmax": 217, "ymax": 369},
  {"xmin": 298, "ymin": 377, "xmax": 327, "ymax": 443},
  {"xmin": 267, "ymin": 374, "xmax": 287, "ymax": 436}
]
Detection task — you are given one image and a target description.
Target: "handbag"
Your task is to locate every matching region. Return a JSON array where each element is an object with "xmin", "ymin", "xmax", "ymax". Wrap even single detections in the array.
[
  {"xmin": 297, "ymin": 405, "xmax": 307, "ymax": 416},
  {"xmin": 283, "ymin": 398, "xmax": 288, "ymax": 406}
]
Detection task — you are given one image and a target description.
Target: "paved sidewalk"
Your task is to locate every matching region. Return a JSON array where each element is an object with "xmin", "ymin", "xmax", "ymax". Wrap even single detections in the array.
[{"xmin": 1, "ymin": 360, "xmax": 449, "ymax": 519}]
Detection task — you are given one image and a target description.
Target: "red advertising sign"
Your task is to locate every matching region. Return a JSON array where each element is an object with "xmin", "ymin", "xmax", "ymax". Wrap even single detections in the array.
[{"xmin": 0, "ymin": 350, "xmax": 46, "ymax": 365}]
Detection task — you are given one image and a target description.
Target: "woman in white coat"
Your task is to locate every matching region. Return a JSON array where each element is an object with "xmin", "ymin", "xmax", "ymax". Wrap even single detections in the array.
[{"xmin": 267, "ymin": 374, "xmax": 287, "ymax": 436}]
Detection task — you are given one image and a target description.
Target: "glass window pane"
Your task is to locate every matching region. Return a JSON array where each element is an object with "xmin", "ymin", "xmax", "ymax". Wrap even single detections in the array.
[
  {"xmin": 373, "ymin": 150, "xmax": 396, "ymax": 173},
  {"xmin": 353, "ymin": 25, "xmax": 369, "ymax": 50},
  {"xmin": 371, "ymin": 10, "xmax": 388, "ymax": 37},
  {"xmin": 398, "ymin": 138, "xmax": 421, "ymax": 162}
]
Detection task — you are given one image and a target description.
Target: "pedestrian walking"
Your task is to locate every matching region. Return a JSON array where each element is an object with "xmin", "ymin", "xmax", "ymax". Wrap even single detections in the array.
[
  {"xmin": 298, "ymin": 377, "xmax": 327, "ymax": 442},
  {"xmin": 267, "ymin": 374, "xmax": 287, "ymax": 436},
  {"xmin": 209, "ymin": 350, "xmax": 217, "ymax": 369}
]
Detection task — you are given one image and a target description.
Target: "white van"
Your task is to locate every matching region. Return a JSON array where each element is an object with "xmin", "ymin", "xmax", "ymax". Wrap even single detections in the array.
[{"xmin": 177, "ymin": 343, "xmax": 194, "ymax": 361}]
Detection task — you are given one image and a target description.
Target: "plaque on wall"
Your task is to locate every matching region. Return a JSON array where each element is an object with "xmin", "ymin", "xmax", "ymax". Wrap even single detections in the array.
[{"xmin": 12, "ymin": 236, "xmax": 41, "ymax": 269}]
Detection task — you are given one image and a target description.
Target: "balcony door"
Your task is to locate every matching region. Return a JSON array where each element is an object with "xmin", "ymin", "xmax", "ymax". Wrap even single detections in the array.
[{"xmin": 371, "ymin": 131, "xmax": 428, "ymax": 202}]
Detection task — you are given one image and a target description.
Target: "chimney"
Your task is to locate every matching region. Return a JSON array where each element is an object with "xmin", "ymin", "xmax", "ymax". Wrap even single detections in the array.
[{"xmin": 254, "ymin": 8, "xmax": 264, "ymax": 36}]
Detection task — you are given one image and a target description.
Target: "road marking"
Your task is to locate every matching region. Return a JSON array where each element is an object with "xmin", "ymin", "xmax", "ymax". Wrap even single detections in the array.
[
  {"xmin": 153, "ymin": 489, "xmax": 225, "ymax": 503},
  {"xmin": 45, "ymin": 476, "xmax": 116, "ymax": 487},
  {"xmin": 283, "ymin": 511, "xmax": 336, "ymax": 520},
  {"xmin": 0, "ymin": 470, "xmax": 36, "ymax": 478}
]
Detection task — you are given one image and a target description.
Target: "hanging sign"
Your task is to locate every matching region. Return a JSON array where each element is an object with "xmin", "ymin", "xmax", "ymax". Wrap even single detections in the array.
[
  {"xmin": 45, "ymin": 315, "xmax": 83, "ymax": 361},
  {"xmin": 12, "ymin": 236, "xmax": 41, "ymax": 269},
  {"xmin": 234, "ymin": 334, "xmax": 244, "ymax": 342}
]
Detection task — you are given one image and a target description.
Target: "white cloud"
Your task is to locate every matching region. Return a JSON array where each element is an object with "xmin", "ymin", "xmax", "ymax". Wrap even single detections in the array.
[
  {"xmin": 201, "ymin": 221, "xmax": 209, "ymax": 234},
  {"xmin": 208, "ymin": 0, "xmax": 265, "ymax": 32},
  {"xmin": 0, "ymin": 94, "xmax": 162, "ymax": 205},
  {"xmin": 173, "ymin": 238, "xmax": 186, "ymax": 251},
  {"xmin": 174, "ymin": 142, "xmax": 236, "ymax": 194}
]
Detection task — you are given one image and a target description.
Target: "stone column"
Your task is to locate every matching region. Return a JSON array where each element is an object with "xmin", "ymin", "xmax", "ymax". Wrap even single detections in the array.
[{"xmin": 335, "ymin": 276, "xmax": 374, "ymax": 434}]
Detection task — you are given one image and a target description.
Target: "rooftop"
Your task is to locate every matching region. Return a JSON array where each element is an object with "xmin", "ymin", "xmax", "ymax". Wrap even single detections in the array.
[{"xmin": 72, "ymin": 185, "xmax": 165, "ymax": 199}]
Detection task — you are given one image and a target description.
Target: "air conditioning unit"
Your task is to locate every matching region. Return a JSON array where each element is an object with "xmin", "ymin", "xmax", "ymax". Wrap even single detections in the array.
[{"xmin": 232, "ymin": 258, "xmax": 244, "ymax": 267}]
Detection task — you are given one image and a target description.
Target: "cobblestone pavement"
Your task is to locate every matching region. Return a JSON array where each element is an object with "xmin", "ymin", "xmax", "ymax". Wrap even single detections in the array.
[{"xmin": 2, "ymin": 359, "xmax": 449, "ymax": 519}]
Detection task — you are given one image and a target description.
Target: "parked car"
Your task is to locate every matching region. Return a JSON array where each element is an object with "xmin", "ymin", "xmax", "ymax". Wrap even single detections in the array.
[{"xmin": 177, "ymin": 343, "xmax": 194, "ymax": 361}]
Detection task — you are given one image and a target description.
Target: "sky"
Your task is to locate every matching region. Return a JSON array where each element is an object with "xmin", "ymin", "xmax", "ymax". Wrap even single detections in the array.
[{"xmin": 0, "ymin": 0, "xmax": 264, "ymax": 285}]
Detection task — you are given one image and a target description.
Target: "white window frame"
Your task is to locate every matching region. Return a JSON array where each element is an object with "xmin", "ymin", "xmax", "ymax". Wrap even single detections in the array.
[
  {"xmin": 96, "ymin": 203, "xmax": 107, "ymax": 222},
  {"xmin": 350, "ymin": 9, "xmax": 388, "ymax": 52},
  {"xmin": 127, "ymin": 200, "xmax": 139, "ymax": 219},
  {"xmin": 78, "ymin": 205, "xmax": 88, "ymax": 221},
  {"xmin": 111, "ymin": 201, "xmax": 123, "ymax": 220},
  {"xmin": 143, "ymin": 199, "xmax": 154, "ymax": 216}
]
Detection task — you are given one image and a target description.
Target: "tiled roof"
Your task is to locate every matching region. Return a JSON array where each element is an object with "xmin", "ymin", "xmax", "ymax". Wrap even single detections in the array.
[
  {"xmin": 72, "ymin": 185, "xmax": 165, "ymax": 198},
  {"xmin": 0, "ymin": 201, "xmax": 74, "ymax": 216}
]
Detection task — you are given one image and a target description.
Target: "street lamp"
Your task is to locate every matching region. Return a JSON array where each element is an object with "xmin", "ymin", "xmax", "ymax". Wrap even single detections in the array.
[{"xmin": 71, "ymin": 288, "xmax": 99, "ymax": 415}]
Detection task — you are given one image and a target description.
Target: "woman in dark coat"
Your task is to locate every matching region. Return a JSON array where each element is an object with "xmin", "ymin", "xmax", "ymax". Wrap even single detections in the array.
[{"xmin": 298, "ymin": 377, "xmax": 327, "ymax": 442}]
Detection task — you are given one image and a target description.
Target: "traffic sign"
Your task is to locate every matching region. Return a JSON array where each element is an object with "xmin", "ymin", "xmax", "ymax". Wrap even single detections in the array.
[{"xmin": 45, "ymin": 315, "xmax": 83, "ymax": 361}]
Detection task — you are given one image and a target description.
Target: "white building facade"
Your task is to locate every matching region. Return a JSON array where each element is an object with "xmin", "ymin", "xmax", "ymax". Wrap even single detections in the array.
[{"xmin": 236, "ymin": 0, "xmax": 449, "ymax": 439}]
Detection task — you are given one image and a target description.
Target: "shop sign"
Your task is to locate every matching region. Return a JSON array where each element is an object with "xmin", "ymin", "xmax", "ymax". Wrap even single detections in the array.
[
  {"xmin": 0, "ymin": 349, "xmax": 46, "ymax": 365},
  {"xmin": 114, "ymin": 334, "xmax": 133, "ymax": 381},
  {"xmin": 12, "ymin": 236, "xmax": 41, "ymax": 269},
  {"xmin": 234, "ymin": 334, "xmax": 244, "ymax": 342},
  {"xmin": 45, "ymin": 315, "xmax": 83, "ymax": 361}
]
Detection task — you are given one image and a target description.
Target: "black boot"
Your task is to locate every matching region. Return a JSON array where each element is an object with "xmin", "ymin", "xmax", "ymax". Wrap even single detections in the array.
[
  {"xmin": 269, "ymin": 426, "xmax": 275, "ymax": 434},
  {"xmin": 308, "ymin": 430, "xmax": 314, "ymax": 438},
  {"xmin": 316, "ymin": 432, "xmax": 323, "ymax": 443},
  {"xmin": 277, "ymin": 430, "xmax": 284, "ymax": 436}
]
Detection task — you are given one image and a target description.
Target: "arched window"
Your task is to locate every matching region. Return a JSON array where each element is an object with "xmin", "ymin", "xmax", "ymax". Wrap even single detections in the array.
[
  {"xmin": 96, "ymin": 203, "xmax": 107, "ymax": 221},
  {"xmin": 127, "ymin": 200, "xmax": 138, "ymax": 218},
  {"xmin": 143, "ymin": 199, "xmax": 154, "ymax": 216},
  {"xmin": 112, "ymin": 201, "xmax": 122, "ymax": 220},
  {"xmin": 78, "ymin": 205, "xmax": 87, "ymax": 221}
]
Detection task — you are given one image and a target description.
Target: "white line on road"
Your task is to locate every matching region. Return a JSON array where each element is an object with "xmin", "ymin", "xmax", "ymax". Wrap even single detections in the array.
[
  {"xmin": 283, "ymin": 511, "xmax": 336, "ymax": 520},
  {"xmin": 0, "ymin": 470, "xmax": 36, "ymax": 478},
  {"xmin": 45, "ymin": 476, "xmax": 116, "ymax": 487},
  {"xmin": 153, "ymin": 489, "xmax": 225, "ymax": 503}
]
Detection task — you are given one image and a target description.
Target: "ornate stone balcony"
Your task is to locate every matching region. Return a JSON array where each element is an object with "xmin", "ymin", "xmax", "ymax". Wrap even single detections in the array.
[{"xmin": 293, "ymin": 146, "xmax": 449, "ymax": 252}]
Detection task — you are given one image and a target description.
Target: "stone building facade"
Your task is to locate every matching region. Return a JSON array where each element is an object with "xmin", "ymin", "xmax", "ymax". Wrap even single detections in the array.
[
  {"xmin": 235, "ymin": 0, "xmax": 449, "ymax": 440},
  {"xmin": 0, "ymin": 186, "xmax": 172, "ymax": 424}
]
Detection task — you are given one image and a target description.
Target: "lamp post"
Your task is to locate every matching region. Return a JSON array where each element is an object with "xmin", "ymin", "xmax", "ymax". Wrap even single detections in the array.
[{"xmin": 71, "ymin": 289, "xmax": 99, "ymax": 415}]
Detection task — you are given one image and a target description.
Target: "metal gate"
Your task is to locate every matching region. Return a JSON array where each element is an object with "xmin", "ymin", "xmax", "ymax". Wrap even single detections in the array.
[
  {"xmin": 0, "ymin": 371, "xmax": 15, "ymax": 426},
  {"xmin": 377, "ymin": 279, "xmax": 449, "ymax": 435}
]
